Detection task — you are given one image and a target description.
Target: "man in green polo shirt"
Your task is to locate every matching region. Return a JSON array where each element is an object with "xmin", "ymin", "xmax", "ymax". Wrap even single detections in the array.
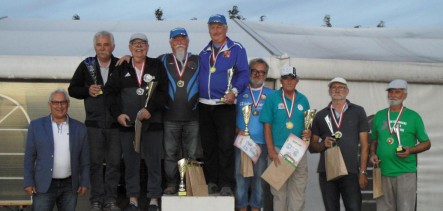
[{"xmin": 370, "ymin": 79, "xmax": 431, "ymax": 211}]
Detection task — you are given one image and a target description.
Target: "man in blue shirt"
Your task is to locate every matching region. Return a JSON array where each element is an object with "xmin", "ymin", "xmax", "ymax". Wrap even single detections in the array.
[
  {"xmin": 259, "ymin": 66, "xmax": 310, "ymax": 211},
  {"xmin": 235, "ymin": 58, "xmax": 273, "ymax": 211}
]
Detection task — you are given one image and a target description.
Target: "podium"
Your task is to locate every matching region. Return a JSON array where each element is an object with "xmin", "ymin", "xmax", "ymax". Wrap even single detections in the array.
[{"xmin": 162, "ymin": 196, "xmax": 234, "ymax": 211}]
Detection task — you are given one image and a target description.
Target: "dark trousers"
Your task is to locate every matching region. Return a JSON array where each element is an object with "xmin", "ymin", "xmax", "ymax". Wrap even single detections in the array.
[
  {"xmin": 88, "ymin": 127, "xmax": 121, "ymax": 204},
  {"xmin": 32, "ymin": 177, "xmax": 77, "ymax": 211},
  {"xmin": 120, "ymin": 131, "xmax": 141, "ymax": 197},
  {"xmin": 199, "ymin": 103, "xmax": 236, "ymax": 188},
  {"xmin": 140, "ymin": 130, "xmax": 163, "ymax": 198},
  {"xmin": 319, "ymin": 172, "xmax": 362, "ymax": 211}
]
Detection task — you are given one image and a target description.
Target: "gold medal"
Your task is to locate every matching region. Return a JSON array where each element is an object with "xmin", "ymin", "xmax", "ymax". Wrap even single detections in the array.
[
  {"xmin": 136, "ymin": 88, "xmax": 144, "ymax": 95},
  {"xmin": 177, "ymin": 80, "xmax": 184, "ymax": 87},
  {"xmin": 210, "ymin": 67, "xmax": 216, "ymax": 73},
  {"xmin": 286, "ymin": 122, "xmax": 294, "ymax": 129},
  {"xmin": 252, "ymin": 110, "xmax": 259, "ymax": 116},
  {"xmin": 334, "ymin": 131, "xmax": 342, "ymax": 139},
  {"xmin": 387, "ymin": 137, "xmax": 394, "ymax": 144}
]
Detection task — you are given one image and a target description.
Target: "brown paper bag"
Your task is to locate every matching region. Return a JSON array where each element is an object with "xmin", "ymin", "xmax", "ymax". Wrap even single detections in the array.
[
  {"xmin": 325, "ymin": 146, "xmax": 348, "ymax": 181},
  {"xmin": 185, "ymin": 165, "xmax": 208, "ymax": 196},
  {"xmin": 373, "ymin": 163, "xmax": 383, "ymax": 199},
  {"xmin": 261, "ymin": 156, "xmax": 296, "ymax": 191},
  {"xmin": 241, "ymin": 151, "xmax": 254, "ymax": 177}
]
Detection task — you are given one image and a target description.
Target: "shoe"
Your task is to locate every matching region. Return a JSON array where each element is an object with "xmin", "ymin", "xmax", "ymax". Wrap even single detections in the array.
[
  {"xmin": 219, "ymin": 187, "xmax": 233, "ymax": 196},
  {"xmin": 148, "ymin": 204, "xmax": 159, "ymax": 211},
  {"xmin": 163, "ymin": 186, "xmax": 177, "ymax": 195},
  {"xmin": 123, "ymin": 203, "xmax": 139, "ymax": 211},
  {"xmin": 90, "ymin": 201, "xmax": 102, "ymax": 211},
  {"xmin": 208, "ymin": 182, "xmax": 219, "ymax": 194},
  {"xmin": 103, "ymin": 201, "xmax": 121, "ymax": 211}
]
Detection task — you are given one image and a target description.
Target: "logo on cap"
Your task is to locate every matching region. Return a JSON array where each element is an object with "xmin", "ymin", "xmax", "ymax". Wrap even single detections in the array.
[
  {"xmin": 208, "ymin": 14, "xmax": 227, "ymax": 25},
  {"xmin": 170, "ymin": 27, "xmax": 188, "ymax": 39}
]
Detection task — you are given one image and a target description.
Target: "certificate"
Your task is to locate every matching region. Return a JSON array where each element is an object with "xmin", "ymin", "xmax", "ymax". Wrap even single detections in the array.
[{"xmin": 234, "ymin": 135, "xmax": 262, "ymax": 164}]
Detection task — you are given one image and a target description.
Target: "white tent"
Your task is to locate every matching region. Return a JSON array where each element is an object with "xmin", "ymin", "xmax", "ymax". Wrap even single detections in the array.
[{"xmin": 1, "ymin": 18, "xmax": 442, "ymax": 210}]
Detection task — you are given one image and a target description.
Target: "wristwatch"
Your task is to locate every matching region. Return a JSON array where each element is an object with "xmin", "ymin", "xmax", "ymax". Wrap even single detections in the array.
[{"xmin": 360, "ymin": 170, "xmax": 367, "ymax": 175}]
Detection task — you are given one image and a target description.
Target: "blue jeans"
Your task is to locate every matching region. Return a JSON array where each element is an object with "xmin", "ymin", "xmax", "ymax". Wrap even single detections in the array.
[
  {"xmin": 32, "ymin": 177, "xmax": 77, "ymax": 211},
  {"xmin": 163, "ymin": 120, "xmax": 199, "ymax": 187},
  {"xmin": 88, "ymin": 127, "xmax": 121, "ymax": 204},
  {"xmin": 319, "ymin": 172, "xmax": 362, "ymax": 211},
  {"xmin": 235, "ymin": 144, "xmax": 268, "ymax": 209}
]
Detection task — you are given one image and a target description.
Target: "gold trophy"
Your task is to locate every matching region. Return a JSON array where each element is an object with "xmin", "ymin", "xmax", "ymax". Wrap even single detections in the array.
[
  {"xmin": 242, "ymin": 104, "xmax": 252, "ymax": 136},
  {"xmin": 177, "ymin": 158, "xmax": 188, "ymax": 196},
  {"xmin": 303, "ymin": 109, "xmax": 317, "ymax": 143},
  {"xmin": 220, "ymin": 67, "xmax": 234, "ymax": 102},
  {"xmin": 134, "ymin": 80, "xmax": 158, "ymax": 153},
  {"xmin": 395, "ymin": 124, "xmax": 406, "ymax": 153}
]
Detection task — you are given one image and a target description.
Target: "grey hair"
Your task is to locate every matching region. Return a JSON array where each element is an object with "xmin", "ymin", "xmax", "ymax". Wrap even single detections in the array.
[
  {"xmin": 48, "ymin": 88, "xmax": 70, "ymax": 103},
  {"xmin": 249, "ymin": 58, "xmax": 269, "ymax": 73},
  {"xmin": 93, "ymin": 30, "xmax": 115, "ymax": 47}
]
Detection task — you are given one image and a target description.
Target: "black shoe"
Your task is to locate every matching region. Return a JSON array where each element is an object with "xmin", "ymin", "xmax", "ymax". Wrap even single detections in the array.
[
  {"xmin": 90, "ymin": 201, "xmax": 102, "ymax": 211},
  {"xmin": 208, "ymin": 182, "xmax": 219, "ymax": 194},
  {"xmin": 124, "ymin": 203, "xmax": 139, "ymax": 211},
  {"xmin": 103, "ymin": 201, "xmax": 121, "ymax": 211},
  {"xmin": 148, "ymin": 204, "xmax": 159, "ymax": 211},
  {"xmin": 163, "ymin": 186, "xmax": 177, "ymax": 195},
  {"xmin": 219, "ymin": 187, "xmax": 233, "ymax": 196}
]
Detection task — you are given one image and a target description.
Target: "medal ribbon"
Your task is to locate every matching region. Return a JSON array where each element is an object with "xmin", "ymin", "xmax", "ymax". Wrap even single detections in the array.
[
  {"xmin": 210, "ymin": 41, "xmax": 226, "ymax": 72},
  {"xmin": 329, "ymin": 103, "xmax": 346, "ymax": 131},
  {"xmin": 132, "ymin": 58, "xmax": 145, "ymax": 88},
  {"xmin": 387, "ymin": 106, "xmax": 405, "ymax": 135},
  {"xmin": 281, "ymin": 90, "xmax": 295, "ymax": 121},
  {"xmin": 249, "ymin": 85, "xmax": 264, "ymax": 110},
  {"xmin": 172, "ymin": 53, "xmax": 189, "ymax": 80}
]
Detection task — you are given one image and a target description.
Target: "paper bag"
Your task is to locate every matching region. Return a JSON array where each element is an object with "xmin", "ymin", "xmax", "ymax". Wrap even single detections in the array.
[
  {"xmin": 241, "ymin": 151, "xmax": 254, "ymax": 177},
  {"xmin": 185, "ymin": 165, "xmax": 208, "ymax": 196},
  {"xmin": 373, "ymin": 163, "xmax": 383, "ymax": 199},
  {"xmin": 325, "ymin": 146, "xmax": 348, "ymax": 181},
  {"xmin": 261, "ymin": 156, "xmax": 296, "ymax": 191}
]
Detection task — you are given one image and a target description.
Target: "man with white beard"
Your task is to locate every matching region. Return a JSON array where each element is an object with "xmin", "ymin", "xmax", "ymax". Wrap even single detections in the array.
[
  {"xmin": 370, "ymin": 79, "xmax": 431, "ymax": 211},
  {"xmin": 158, "ymin": 28, "xmax": 200, "ymax": 195}
]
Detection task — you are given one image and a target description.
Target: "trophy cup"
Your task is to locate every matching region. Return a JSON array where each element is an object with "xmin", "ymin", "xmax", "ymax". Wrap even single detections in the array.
[
  {"xmin": 242, "ymin": 104, "xmax": 252, "ymax": 136},
  {"xmin": 303, "ymin": 109, "xmax": 317, "ymax": 143},
  {"xmin": 85, "ymin": 58, "xmax": 103, "ymax": 95},
  {"xmin": 220, "ymin": 67, "xmax": 235, "ymax": 102},
  {"xmin": 177, "ymin": 158, "xmax": 188, "ymax": 196},
  {"xmin": 395, "ymin": 124, "xmax": 406, "ymax": 153},
  {"xmin": 144, "ymin": 81, "xmax": 158, "ymax": 107}
]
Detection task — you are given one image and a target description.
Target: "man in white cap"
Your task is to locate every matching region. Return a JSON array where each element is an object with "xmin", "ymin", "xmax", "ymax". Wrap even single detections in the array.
[
  {"xmin": 198, "ymin": 14, "xmax": 250, "ymax": 196},
  {"xmin": 259, "ymin": 66, "xmax": 311, "ymax": 211},
  {"xmin": 105, "ymin": 33, "xmax": 168, "ymax": 211},
  {"xmin": 370, "ymin": 79, "xmax": 431, "ymax": 211},
  {"xmin": 309, "ymin": 77, "xmax": 370, "ymax": 211},
  {"xmin": 158, "ymin": 27, "xmax": 200, "ymax": 195}
]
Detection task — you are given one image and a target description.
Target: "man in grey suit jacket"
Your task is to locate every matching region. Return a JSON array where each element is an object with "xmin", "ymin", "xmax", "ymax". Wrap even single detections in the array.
[{"xmin": 23, "ymin": 88, "xmax": 90, "ymax": 211}]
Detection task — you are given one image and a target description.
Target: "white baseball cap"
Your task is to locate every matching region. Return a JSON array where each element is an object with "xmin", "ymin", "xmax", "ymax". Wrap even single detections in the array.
[
  {"xmin": 328, "ymin": 77, "xmax": 348, "ymax": 87},
  {"xmin": 386, "ymin": 79, "xmax": 407, "ymax": 90}
]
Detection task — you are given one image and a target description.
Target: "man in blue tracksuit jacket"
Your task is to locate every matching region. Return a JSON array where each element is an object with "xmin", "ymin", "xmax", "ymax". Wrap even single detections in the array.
[{"xmin": 198, "ymin": 14, "xmax": 250, "ymax": 196}]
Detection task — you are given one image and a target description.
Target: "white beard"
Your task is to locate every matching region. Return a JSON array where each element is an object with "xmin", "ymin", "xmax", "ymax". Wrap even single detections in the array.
[{"xmin": 174, "ymin": 48, "xmax": 186, "ymax": 62}]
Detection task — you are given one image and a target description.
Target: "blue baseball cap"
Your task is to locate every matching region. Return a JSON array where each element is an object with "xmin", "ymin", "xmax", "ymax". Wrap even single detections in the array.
[
  {"xmin": 208, "ymin": 14, "xmax": 227, "ymax": 25},
  {"xmin": 170, "ymin": 27, "xmax": 188, "ymax": 39}
]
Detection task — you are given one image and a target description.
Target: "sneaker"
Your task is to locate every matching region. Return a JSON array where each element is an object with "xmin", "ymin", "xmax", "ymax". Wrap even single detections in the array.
[
  {"xmin": 103, "ymin": 201, "xmax": 120, "ymax": 211},
  {"xmin": 90, "ymin": 201, "xmax": 102, "ymax": 211},
  {"xmin": 219, "ymin": 187, "xmax": 233, "ymax": 196},
  {"xmin": 123, "ymin": 203, "xmax": 138, "ymax": 211},
  {"xmin": 163, "ymin": 186, "xmax": 177, "ymax": 195},
  {"xmin": 208, "ymin": 182, "xmax": 219, "ymax": 194},
  {"xmin": 148, "ymin": 204, "xmax": 159, "ymax": 211}
]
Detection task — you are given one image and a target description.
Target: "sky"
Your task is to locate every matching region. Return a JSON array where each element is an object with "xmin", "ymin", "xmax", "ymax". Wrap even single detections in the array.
[{"xmin": 1, "ymin": 0, "xmax": 442, "ymax": 28}]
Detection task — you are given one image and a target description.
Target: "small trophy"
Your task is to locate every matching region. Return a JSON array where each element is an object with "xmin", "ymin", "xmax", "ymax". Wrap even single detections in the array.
[
  {"xmin": 220, "ymin": 67, "xmax": 235, "ymax": 102},
  {"xmin": 177, "ymin": 158, "xmax": 188, "ymax": 196},
  {"xmin": 144, "ymin": 81, "xmax": 158, "ymax": 107},
  {"xmin": 303, "ymin": 109, "xmax": 317, "ymax": 143},
  {"xmin": 85, "ymin": 58, "xmax": 103, "ymax": 95},
  {"xmin": 395, "ymin": 124, "xmax": 406, "ymax": 153},
  {"xmin": 242, "ymin": 104, "xmax": 252, "ymax": 136}
]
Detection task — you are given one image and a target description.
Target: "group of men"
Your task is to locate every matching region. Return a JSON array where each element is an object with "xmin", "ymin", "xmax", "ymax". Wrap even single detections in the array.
[{"xmin": 23, "ymin": 13, "xmax": 431, "ymax": 211}]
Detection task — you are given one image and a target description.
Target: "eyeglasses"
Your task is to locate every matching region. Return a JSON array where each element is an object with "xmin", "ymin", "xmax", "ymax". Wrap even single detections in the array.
[
  {"xmin": 330, "ymin": 86, "xmax": 347, "ymax": 91},
  {"xmin": 251, "ymin": 69, "xmax": 267, "ymax": 76},
  {"xmin": 130, "ymin": 41, "xmax": 147, "ymax": 46},
  {"xmin": 50, "ymin": 100, "xmax": 68, "ymax": 106}
]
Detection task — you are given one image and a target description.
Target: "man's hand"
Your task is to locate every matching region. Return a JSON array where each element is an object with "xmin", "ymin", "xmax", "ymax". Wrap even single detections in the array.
[
  {"xmin": 323, "ymin": 136, "xmax": 337, "ymax": 148},
  {"xmin": 77, "ymin": 186, "xmax": 88, "ymax": 196},
  {"xmin": 117, "ymin": 114, "xmax": 131, "ymax": 127},
  {"xmin": 116, "ymin": 55, "xmax": 131, "ymax": 66},
  {"xmin": 268, "ymin": 149, "xmax": 280, "ymax": 166},
  {"xmin": 370, "ymin": 154, "xmax": 381, "ymax": 165},
  {"xmin": 396, "ymin": 147, "xmax": 411, "ymax": 158},
  {"xmin": 137, "ymin": 108, "xmax": 151, "ymax": 120},
  {"xmin": 89, "ymin": 84, "xmax": 102, "ymax": 97},
  {"xmin": 223, "ymin": 92, "xmax": 236, "ymax": 104},
  {"xmin": 24, "ymin": 186, "xmax": 36, "ymax": 196},
  {"xmin": 359, "ymin": 174, "xmax": 368, "ymax": 189},
  {"xmin": 302, "ymin": 129, "xmax": 311, "ymax": 140}
]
